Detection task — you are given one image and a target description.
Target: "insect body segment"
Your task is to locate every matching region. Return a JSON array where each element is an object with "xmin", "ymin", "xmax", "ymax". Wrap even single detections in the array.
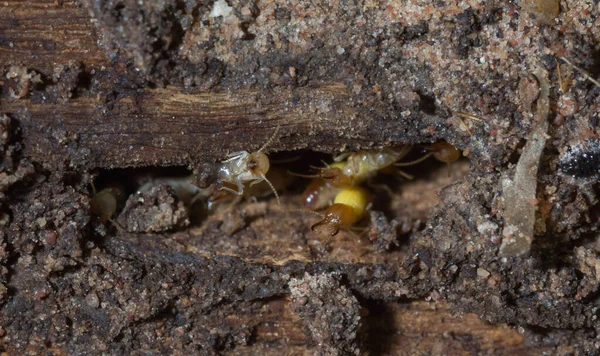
[
  {"xmin": 298, "ymin": 161, "xmax": 350, "ymax": 210},
  {"xmin": 311, "ymin": 186, "xmax": 369, "ymax": 236},
  {"xmin": 209, "ymin": 166, "xmax": 293, "ymax": 209},
  {"xmin": 217, "ymin": 151, "xmax": 271, "ymax": 195},
  {"xmin": 302, "ymin": 178, "xmax": 339, "ymax": 210},
  {"xmin": 337, "ymin": 146, "xmax": 412, "ymax": 185}
]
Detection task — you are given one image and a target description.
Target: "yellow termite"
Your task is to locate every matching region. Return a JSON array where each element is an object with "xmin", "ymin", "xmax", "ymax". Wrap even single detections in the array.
[
  {"xmin": 292, "ymin": 147, "xmax": 412, "ymax": 210},
  {"xmin": 311, "ymin": 186, "xmax": 369, "ymax": 236}
]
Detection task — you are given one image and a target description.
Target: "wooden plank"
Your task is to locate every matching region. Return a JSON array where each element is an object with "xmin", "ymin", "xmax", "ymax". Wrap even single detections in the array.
[
  {"xmin": 0, "ymin": 0, "xmax": 105, "ymax": 73},
  {"xmin": 4, "ymin": 84, "xmax": 427, "ymax": 169}
]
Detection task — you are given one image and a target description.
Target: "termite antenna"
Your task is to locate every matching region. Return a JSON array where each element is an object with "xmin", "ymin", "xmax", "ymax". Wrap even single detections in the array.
[
  {"xmin": 260, "ymin": 173, "xmax": 281, "ymax": 205},
  {"xmin": 394, "ymin": 152, "xmax": 434, "ymax": 167},
  {"xmin": 318, "ymin": 161, "xmax": 332, "ymax": 168},
  {"xmin": 258, "ymin": 125, "xmax": 281, "ymax": 153},
  {"xmin": 287, "ymin": 170, "xmax": 323, "ymax": 179},
  {"xmin": 392, "ymin": 168, "xmax": 415, "ymax": 180},
  {"xmin": 456, "ymin": 117, "xmax": 473, "ymax": 136},
  {"xmin": 285, "ymin": 208, "xmax": 325, "ymax": 218},
  {"xmin": 90, "ymin": 180, "xmax": 98, "ymax": 195},
  {"xmin": 108, "ymin": 218, "xmax": 125, "ymax": 232}
]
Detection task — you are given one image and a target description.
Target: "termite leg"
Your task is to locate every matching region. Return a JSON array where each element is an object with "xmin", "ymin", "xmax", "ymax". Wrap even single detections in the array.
[{"xmin": 219, "ymin": 181, "xmax": 244, "ymax": 195}]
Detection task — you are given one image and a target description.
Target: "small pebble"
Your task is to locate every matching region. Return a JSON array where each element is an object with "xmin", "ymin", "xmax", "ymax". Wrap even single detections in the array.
[
  {"xmin": 477, "ymin": 268, "xmax": 490, "ymax": 278},
  {"xmin": 85, "ymin": 292, "xmax": 100, "ymax": 308}
]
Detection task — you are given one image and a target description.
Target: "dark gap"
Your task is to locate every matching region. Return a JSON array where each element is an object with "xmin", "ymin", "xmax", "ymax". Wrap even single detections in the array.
[
  {"xmin": 240, "ymin": 22, "xmax": 256, "ymax": 40},
  {"xmin": 417, "ymin": 91, "xmax": 437, "ymax": 114},
  {"xmin": 361, "ymin": 300, "xmax": 398, "ymax": 354},
  {"xmin": 91, "ymin": 146, "xmax": 467, "ymax": 247},
  {"xmin": 74, "ymin": 68, "xmax": 94, "ymax": 97}
]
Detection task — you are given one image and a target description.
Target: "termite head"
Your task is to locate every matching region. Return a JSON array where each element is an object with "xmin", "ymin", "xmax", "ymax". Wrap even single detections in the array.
[
  {"xmin": 90, "ymin": 184, "xmax": 125, "ymax": 223},
  {"xmin": 311, "ymin": 203, "xmax": 353, "ymax": 236},
  {"xmin": 247, "ymin": 151, "xmax": 270, "ymax": 177},
  {"xmin": 247, "ymin": 125, "xmax": 280, "ymax": 177},
  {"xmin": 289, "ymin": 162, "xmax": 352, "ymax": 187},
  {"xmin": 311, "ymin": 187, "xmax": 368, "ymax": 236},
  {"xmin": 247, "ymin": 151, "xmax": 282, "ymax": 205},
  {"xmin": 426, "ymin": 141, "xmax": 461, "ymax": 163},
  {"xmin": 323, "ymin": 166, "xmax": 352, "ymax": 186}
]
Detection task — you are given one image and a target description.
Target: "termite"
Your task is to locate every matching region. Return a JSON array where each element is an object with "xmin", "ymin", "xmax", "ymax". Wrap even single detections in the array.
[
  {"xmin": 214, "ymin": 126, "xmax": 281, "ymax": 204},
  {"xmin": 310, "ymin": 186, "xmax": 369, "ymax": 237},
  {"xmin": 288, "ymin": 145, "xmax": 411, "ymax": 210},
  {"xmin": 207, "ymin": 166, "xmax": 293, "ymax": 209},
  {"xmin": 90, "ymin": 182, "xmax": 125, "ymax": 224},
  {"xmin": 395, "ymin": 140, "xmax": 461, "ymax": 175},
  {"xmin": 335, "ymin": 146, "xmax": 413, "ymax": 185},
  {"xmin": 290, "ymin": 161, "xmax": 350, "ymax": 210},
  {"xmin": 293, "ymin": 146, "xmax": 412, "ymax": 209}
]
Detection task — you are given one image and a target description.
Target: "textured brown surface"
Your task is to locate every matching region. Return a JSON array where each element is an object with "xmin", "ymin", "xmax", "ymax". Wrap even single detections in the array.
[{"xmin": 1, "ymin": 0, "xmax": 600, "ymax": 354}]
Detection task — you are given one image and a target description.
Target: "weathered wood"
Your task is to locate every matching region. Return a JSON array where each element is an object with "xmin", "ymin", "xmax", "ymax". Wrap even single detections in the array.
[
  {"xmin": 0, "ymin": 1, "xmax": 105, "ymax": 73},
  {"xmin": 229, "ymin": 299, "xmax": 546, "ymax": 355},
  {"xmin": 1, "ymin": 0, "xmax": 435, "ymax": 170},
  {"xmin": 2, "ymin": 0, "xmax": 596, "ymax": 354},
  {"xmin": 4, "ymin": 84, "xmax": 428, "ymax": 169}
]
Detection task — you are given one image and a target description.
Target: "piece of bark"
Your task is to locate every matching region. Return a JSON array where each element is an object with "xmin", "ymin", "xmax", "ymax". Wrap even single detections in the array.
[{"xmin": 3, "ymin": 85, "xmax": 433, "ymax": 170}]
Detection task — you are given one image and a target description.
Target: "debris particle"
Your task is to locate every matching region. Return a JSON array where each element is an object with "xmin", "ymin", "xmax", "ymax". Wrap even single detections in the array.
[
  {"xmin": 519, "ymin": 0, "xmax": 559, "ymax": 25},
  {"xmin": 85, "ymin": 292, "xmax": 100, "ymax": 308},
  {"xmin": 367, "ymin": 210, "xmax": 401, "ymax": 251},
  {"xmin": 477, "ymin": 268, "xmax": 490, "ymax": 279},
  {"xmin": 477, "ymin": 220, "xmax": 499, "ymax": 235},
  {"xmin": 209, "ymin": 0, "xmax": 233, "ymax": 18},
  {"xmin": 499, "ymin": 70, "xmax": 550, "ymax": 257},
  {"xmin": 560, "ymin": 141, "xmax": 600, "ymax": 178},
  {"xmin": 4, "ymin": 65, "xmax": 42, "ymax": 99},
  {"xmin": 116, "ymin": 184, "xmax": 190, "ymax": 233},
  {"xmin": 289, "ymin": 273, "xmax": 363, "ymax": 355}
]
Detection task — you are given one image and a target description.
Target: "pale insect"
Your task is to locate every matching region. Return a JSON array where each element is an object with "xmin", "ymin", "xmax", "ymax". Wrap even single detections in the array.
[
  {"xmin": 215, "ymin": 126, "xmax": 281, "ymax": 204},
  {"xmin": 334, "ymin": 146, "xmax": 413, "ymax": 185}
]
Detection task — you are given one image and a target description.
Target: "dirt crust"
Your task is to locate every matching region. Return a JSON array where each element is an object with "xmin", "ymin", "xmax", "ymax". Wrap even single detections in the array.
[{"xmin": 1, "ymin": 0, "xmax": 600, "ymax": 354}]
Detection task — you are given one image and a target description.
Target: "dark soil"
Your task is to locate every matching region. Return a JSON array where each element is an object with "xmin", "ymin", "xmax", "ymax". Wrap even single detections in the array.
[{"xmin": 1, "ymin": 0, "xmax": 599, "ymax": 354}]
